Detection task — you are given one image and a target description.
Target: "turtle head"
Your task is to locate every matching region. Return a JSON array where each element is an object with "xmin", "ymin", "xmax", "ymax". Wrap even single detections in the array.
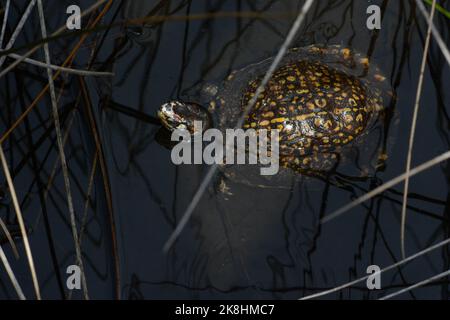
[{"xmin": 158, "ymin": 101, "xmax": 211, "ymax": 135}]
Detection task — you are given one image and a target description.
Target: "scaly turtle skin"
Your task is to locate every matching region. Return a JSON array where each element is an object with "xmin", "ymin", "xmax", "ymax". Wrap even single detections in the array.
[{"xmin": 159, "ymin": 44, "xmax": 389, "ymax": 178}]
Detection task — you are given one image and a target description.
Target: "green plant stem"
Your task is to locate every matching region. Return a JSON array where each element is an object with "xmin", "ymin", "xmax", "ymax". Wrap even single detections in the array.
[{"xmin": 423, "ymin": 0, "xmax": 450, "ymax": 19}]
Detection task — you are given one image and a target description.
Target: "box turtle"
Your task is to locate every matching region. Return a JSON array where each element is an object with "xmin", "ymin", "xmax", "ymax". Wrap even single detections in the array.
[{"xmin": 158, "ymin": 44, "xmax": 390, "ymax": 186}]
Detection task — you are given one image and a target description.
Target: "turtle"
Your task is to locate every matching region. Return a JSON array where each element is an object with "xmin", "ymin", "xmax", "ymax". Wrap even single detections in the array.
[{"xmin": 157, "ymin": 44, "xmax": 391, "ymax": 188}]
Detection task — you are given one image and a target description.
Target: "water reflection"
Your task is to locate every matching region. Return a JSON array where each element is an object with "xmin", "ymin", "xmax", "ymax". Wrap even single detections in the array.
[{"xmin": 0, "ymin": 0, "xmax": 449, "ymax": 299}]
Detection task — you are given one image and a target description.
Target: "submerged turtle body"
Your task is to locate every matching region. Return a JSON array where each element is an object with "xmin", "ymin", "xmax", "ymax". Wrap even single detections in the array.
[{"xmin": 212, "ymin": 45, "xmax": 388, "ymax": 175}]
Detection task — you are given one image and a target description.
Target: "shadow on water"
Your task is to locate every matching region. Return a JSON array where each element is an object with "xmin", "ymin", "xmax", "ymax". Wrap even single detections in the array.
[{"xmin": 0, "ymin": 0, "xmax": 450, "ymax": 299}]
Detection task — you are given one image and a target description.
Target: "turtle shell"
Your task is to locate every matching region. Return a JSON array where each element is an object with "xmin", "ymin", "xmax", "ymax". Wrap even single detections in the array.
[{"xmin": 207, "ymin": 44, "xmax": 392, "ymax": 187}]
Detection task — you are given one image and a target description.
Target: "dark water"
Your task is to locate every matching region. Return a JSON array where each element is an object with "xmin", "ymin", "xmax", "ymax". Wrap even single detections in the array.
[{"xmin": 1, "ymin": 0, "xmax": 450, "ymax": 300}]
